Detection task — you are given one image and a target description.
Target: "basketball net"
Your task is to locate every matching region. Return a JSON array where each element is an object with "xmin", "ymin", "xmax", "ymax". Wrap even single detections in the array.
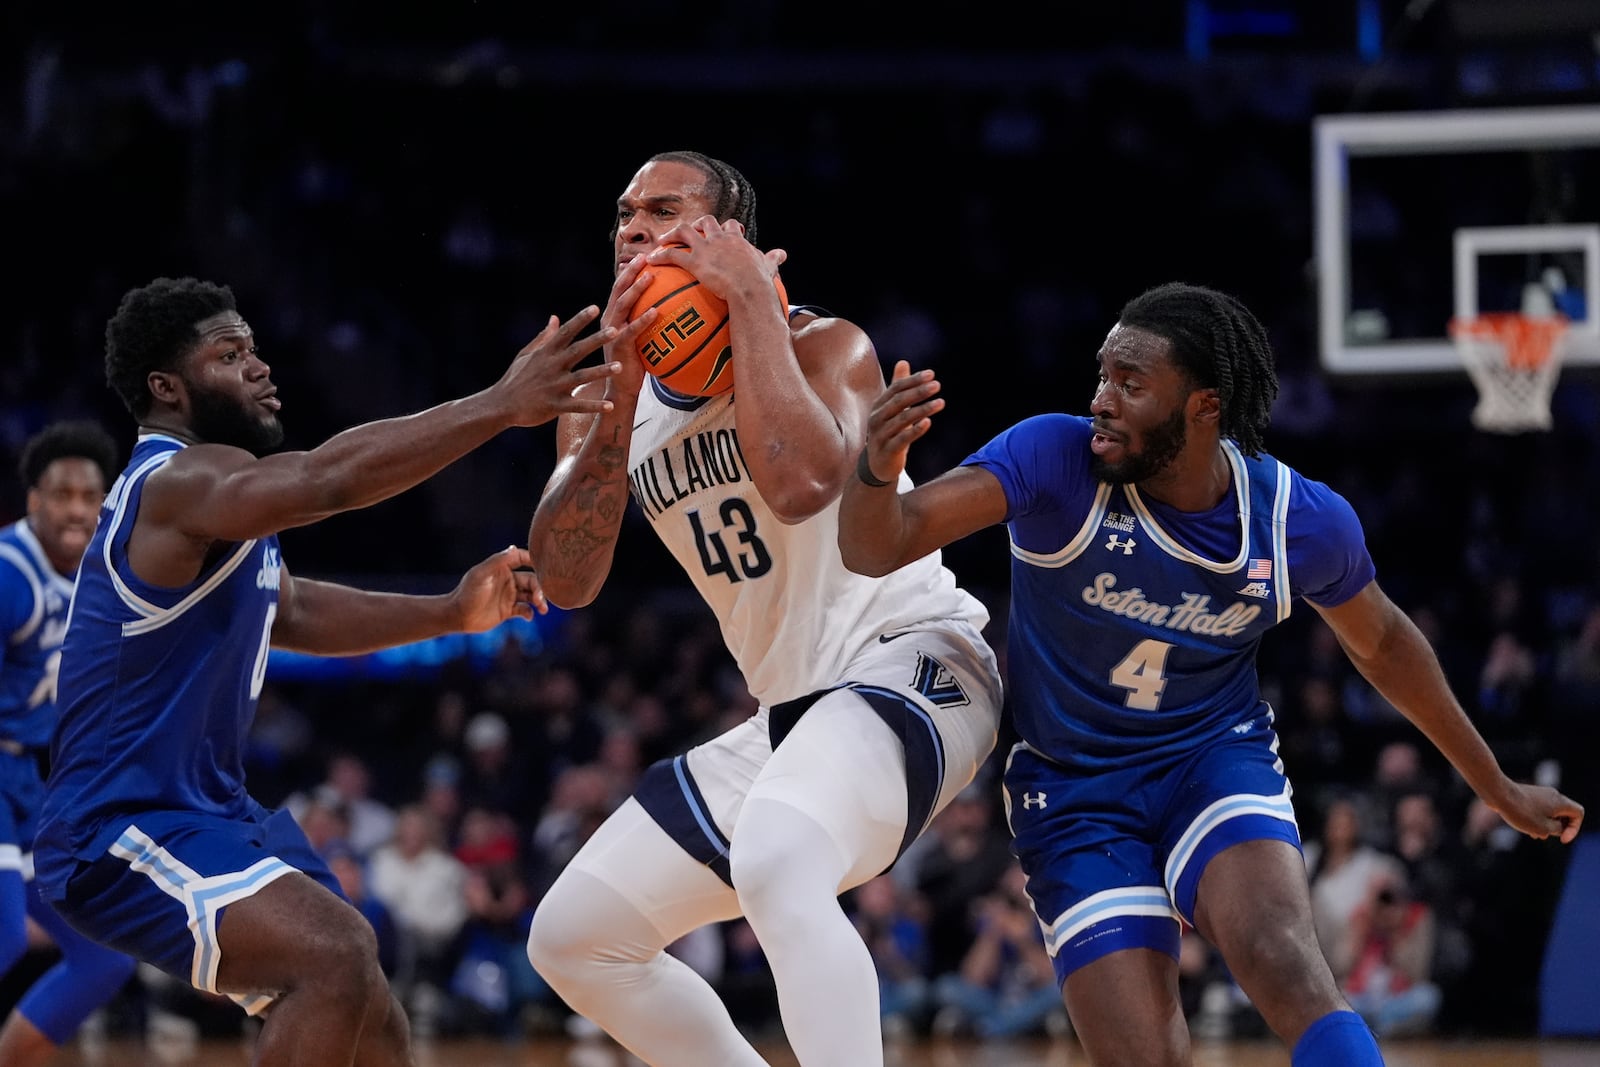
[{"xmin": 1447, "ymin": 311, "xmax": 1568, "ymax": 433}]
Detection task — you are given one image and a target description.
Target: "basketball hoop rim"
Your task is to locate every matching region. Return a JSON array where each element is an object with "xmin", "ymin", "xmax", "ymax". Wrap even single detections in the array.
[
  {"xmin": 1447, "ymin": 311, "xmax": 1567, "ymax": 433},
  {"xmin": 1447, "ymin": 311, "xmax": 1570, "ymax": 372}
]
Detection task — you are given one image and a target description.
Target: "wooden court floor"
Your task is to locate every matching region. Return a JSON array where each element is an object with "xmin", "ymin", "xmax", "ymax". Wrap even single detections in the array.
[{"xmin": 48, "ymin": 1034, "xmax": 1600, "ymax": 1066}]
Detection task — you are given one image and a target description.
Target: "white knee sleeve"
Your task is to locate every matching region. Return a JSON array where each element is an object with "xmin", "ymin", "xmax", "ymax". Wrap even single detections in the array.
[{"xmin": 526, "ymin": 801, "xmax": 769, "ymax": 1067}]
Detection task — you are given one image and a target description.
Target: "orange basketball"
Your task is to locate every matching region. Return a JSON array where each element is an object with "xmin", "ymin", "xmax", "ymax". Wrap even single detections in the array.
[{"xmin": 630, "ymin": 263, "xmax": 788, "ymax": 397}]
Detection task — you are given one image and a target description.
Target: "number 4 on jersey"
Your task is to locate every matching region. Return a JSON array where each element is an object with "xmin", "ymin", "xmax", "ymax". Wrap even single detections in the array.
[{"xmin": 1110, "ymin": 638, "xmax": 1172, "ymax": 711}]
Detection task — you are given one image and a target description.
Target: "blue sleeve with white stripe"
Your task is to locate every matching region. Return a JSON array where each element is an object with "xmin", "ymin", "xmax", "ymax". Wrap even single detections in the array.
[
  {"xmin": 962, "ymin": 415, "xmax": 1099, "ymax": 555},
  {"xmin": 1286, "ymin": 472, "xmax": 1375, "ymax": 607}
]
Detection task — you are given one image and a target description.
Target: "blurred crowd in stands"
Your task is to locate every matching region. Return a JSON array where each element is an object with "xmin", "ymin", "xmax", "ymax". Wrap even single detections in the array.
[{"xmin": 3, "ymin": 1, "xmax": 1598, "ymax": 1052}]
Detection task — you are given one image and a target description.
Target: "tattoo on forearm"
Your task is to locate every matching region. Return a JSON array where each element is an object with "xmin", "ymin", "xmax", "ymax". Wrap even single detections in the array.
[
  {"xmin": 540, "ymin": 451, "xmax": 630, "ymax": 579},
  {"xmin": 597, "ymin": 440, "xmax": 626, "ymax": 473},
  {"xmin": 551, "ymin": 526, "xmax": 613, "ymax": 572}
]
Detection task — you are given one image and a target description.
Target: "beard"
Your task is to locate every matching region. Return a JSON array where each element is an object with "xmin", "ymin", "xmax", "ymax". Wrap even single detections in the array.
[
  {"xmin": 187, "ymin": 379, "xmax": 285, "ymax": 456},
  {"xmin": 1091, "ymin": 405, "xmax": 1188, "ymax": 485}
]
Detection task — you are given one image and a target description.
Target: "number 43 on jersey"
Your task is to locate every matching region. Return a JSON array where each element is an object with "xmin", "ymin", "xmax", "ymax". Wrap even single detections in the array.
[{"xmin": 687, "ymin": 499, "xmax": 772, "ymax": 583}]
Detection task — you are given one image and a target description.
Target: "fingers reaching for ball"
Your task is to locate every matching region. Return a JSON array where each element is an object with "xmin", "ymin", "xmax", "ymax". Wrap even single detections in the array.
[
  {"xmin": 605, "ymin": 256, "xmax": 655, "ymax": 328},
  {"xmin": 863, "ymin": 360, "xmax": 944, "ymax": 483},
  {"xmin": 876, "ymin": 360, "xmax": 944, "ymax": 440}
]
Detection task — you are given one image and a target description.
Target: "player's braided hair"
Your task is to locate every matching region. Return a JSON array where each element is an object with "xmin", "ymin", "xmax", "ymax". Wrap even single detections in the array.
[
  {"xmin": 104, "ymin": 277, "xmax": 237, "ymax": 418},
  {"xmin": 649, "ymin": 150, "xmax": 759, "ymax": 244},
  {"xmin": 19, "ymin": 420, "xmax": 119, "ymax": 490},
  {"xmin": 1117, "ymin": 282, "xmax": 1279, "ymax": 458}
]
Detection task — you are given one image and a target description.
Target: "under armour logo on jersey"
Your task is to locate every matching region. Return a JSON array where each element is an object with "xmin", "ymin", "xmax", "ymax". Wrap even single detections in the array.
[
  {"xmin": 1022, "ymin": 792, "xmax": 1048, "ymax": 810},
  {"xmin": 913, "ymin": 653, "xmax": 970, "ymax": 707},
  {"xmin": 1236, "ymin": 582, "xmax": 1270, "ymax": 599},
  {"xmin": 1105, "ymin": 534, "xmax": 1137, "ymax": 555}
]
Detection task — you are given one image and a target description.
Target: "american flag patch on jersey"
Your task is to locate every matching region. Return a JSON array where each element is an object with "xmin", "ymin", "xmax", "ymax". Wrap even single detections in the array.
[{"xmin": 1247, "ymin": 558, "xmax": 1272, "ymax": 579}]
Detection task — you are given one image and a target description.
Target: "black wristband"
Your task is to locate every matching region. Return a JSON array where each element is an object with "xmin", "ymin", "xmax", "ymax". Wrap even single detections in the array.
[{"xmin": 855, "ymin": 447, "xmax": 893, "ymax": 488}]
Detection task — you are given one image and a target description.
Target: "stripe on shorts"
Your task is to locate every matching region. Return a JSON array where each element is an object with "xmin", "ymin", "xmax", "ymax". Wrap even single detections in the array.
[
  {"xmin": 1163, "ymin": 786, "xmax": 1297, "ymax": 901},
  {"xmin": 633, "ymin": 755, "xmax": 734, "ymax": 885},
  {"xmin": 109, "ymin": 825, "xmax": 295, "ymax": 997},
  {"xmin": 1041, "ymin": 884, "xmax": 1179, "ymax": 957}
]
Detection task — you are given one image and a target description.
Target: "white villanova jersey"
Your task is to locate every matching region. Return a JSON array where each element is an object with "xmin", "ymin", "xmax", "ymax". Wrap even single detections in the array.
[{"xmin": 627, "ymin": 375, "xmax": 988, "ymax": 707}]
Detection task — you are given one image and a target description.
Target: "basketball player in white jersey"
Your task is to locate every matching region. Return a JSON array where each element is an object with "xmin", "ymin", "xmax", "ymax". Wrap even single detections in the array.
[{"xmin": 524, "ymin": 151, "xmax": 1003, "ymax": 1067}]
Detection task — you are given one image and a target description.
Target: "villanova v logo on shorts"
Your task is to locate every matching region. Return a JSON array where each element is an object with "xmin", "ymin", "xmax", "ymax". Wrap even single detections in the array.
[{"xmin": 913, "ymin": 653, "xmax": 970, "ymax": 707}]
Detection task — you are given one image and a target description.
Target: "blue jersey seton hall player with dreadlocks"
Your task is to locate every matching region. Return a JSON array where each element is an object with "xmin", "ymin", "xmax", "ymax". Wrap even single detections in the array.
[
  {"xmin": 0, "ymin": 420, "xmax": 135, "ymax": 1067},
  {"xmin": 837, "ymin": 281, "xmax": 1584, "ymax": 1067}
]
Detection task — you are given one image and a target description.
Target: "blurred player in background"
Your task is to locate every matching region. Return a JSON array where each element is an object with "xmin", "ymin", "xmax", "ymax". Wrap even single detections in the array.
[
  {"xmin": 837, "ymin": 281, "xmax": 1584, "ymax": 1067},
  {"xmin": 525, "ymin": 151, "xmax": 1003, "ymax": 1067},
  {"xmin": 0, "ymin": 420, "xmax": 133, "ymax": 1067},
  {"xmin": 33, "ymin": 277, "xmax": 639, "ymax": 1067}
]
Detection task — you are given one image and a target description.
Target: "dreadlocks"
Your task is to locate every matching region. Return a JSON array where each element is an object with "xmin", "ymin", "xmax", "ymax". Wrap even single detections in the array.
[
  {"xmin": 647, "ymin": 150, "xmax": 759, "ymax": 244},
  {"xmin": 1117, "ymin": 282, "xmax": 1279, "ymax": 458}
]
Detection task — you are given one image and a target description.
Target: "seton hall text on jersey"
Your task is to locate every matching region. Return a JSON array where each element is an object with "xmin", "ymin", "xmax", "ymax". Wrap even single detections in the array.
[
  {"xmin": 629, "ymin": 428, "xmax": 750, "ymax": 519},
  {"xmin": 256, "ymin": 546, "xmax": 282, "ymax": 590},
  {"xmin": 1081, "ymin": 572, "xmax": 1261, "ymax": 637}
]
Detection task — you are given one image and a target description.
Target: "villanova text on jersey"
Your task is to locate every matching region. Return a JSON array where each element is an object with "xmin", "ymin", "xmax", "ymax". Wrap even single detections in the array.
[
  {"xmin": 628, "ymin": 425, "xmax": 752, "ymax": 519},
  {"xmin": 627, "ymin": 376, "xmax": 988, "ymax": 708}
]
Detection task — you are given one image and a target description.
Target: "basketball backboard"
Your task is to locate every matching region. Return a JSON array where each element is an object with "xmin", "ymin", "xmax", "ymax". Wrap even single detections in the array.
[{"xmin": 1314, "ymin": 105, "xmax": 1600, "ymax": 376}]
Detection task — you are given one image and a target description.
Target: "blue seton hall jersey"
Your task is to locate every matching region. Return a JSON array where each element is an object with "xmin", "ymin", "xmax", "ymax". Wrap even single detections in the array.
[
  {"xmin": 966, "ymin": 415, "xmax": 1374, "ymax": 771},
  {"xmin": 34, "ymin": 434, "xmax": 282, "ymax": 899},
  {"xmin": 0, "ymin": 519, "xmax": 76, "ymax": 750}
]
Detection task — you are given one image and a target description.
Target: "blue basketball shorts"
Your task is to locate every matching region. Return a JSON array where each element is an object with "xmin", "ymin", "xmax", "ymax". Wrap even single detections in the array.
[
  {"xmin": 47, "ymin": 806, "xmax": 342, "ymax": 1014},
  {"xmin": 1003, "ymin": 716, "xmax": 1302, "ymax": 986}
]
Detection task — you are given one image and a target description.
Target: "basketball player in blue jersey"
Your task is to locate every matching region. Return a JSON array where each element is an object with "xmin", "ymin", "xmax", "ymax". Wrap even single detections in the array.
[
  {"xmin": 0, "ymin": 421, "xmax": 136, "ymax": 1066},
  {"xmin": 32, "ymin": 276, "xmax": 642, "ymax": 1067},
  {"xmin": 524, "ymin": 151, "xmax": 1003, "ymax": 1067},
  {"xmin": 838, "ymin": 281, "xmax": 1585, "ymax": 1067}
]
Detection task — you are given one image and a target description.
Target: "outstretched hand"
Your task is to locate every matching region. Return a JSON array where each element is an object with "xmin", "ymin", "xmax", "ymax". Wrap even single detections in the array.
[
  {"xmin": 452, "ymin": 546, "xmax": 548, "ymax": 631},
  {"xmin": 1491, "ymin": 780, "xmax": 1585, "ymax": 844},
  {"xmin": 495, "ymin": 304, "xmax": 658, "ymax": 427},
  {"xmin": 860, "ymin": 360, "xmax": 945, "ymax": 487},
  {"xmin": 646, "ymin": 216, "xmax": 787, "ymax": 302}
]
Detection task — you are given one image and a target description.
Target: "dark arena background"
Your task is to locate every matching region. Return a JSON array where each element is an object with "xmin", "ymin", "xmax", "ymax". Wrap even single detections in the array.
[{"xmin": 3, "ymin": 2, "xmax": 1598, "ymax": 1063}]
